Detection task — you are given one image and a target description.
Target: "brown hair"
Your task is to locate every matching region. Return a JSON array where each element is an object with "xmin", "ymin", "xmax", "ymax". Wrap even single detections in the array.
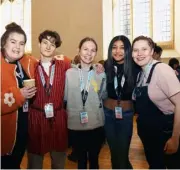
[
  {"xmin": 38, "ymin": 30, "xmax": 62, "ymax": 48},
  {"xmin": 73, "ymin": 55, "xmax": 80, "ymax": 64},
  {"xmin": 78, "ymin": 37, "xmax": 98, "ymax": 51},
  {"xmin": 132, "ymin": 35, "xmax": 155, "ymax": 50},
  {"xmin": 1, "ymin": 22, "xmax": 27, "ymax": 55}
]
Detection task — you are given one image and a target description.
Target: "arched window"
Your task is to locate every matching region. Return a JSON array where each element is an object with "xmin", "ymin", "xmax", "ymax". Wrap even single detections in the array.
[
  {"xmin": 103, "ymin": 0, "xmax": 174, "ymax": 57},
  {"xmin": 0, "ymin": 0, "xmax": 31, "ymax": 52}
]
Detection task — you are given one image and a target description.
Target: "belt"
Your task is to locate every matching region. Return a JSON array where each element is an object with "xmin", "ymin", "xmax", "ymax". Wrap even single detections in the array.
[{"xmin": 103, "ymin": 98, "xmax": 133, "ymax": 111}]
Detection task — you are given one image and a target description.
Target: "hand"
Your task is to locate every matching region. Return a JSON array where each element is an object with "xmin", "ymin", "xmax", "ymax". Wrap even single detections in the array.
[
  {"xmin": 95, "ymin": 63, "xmax": 104, "ymax": 74},
  {"xmin": 164, "ymin": 137, "xmax": 179, "ymax": 154},
  {"xmin": 54, "ymin": 54, "xmax": 64, "ymax": 60},
  {"xmin": 20, "ymin": 87, "xmax": 37, "ymax": 99}
]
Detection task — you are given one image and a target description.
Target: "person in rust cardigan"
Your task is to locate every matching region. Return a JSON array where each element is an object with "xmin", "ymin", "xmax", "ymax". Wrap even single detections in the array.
[
  {"xmin": 27, "ymin": 30, "xmax": 71, "ymax": 169},
  {"xmin": 1, "ymin": 23, "xmax": 37, "ymax": 169}
]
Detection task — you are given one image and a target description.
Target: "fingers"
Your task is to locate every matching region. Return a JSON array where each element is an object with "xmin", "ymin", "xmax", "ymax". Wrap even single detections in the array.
[
  {"xmin": 27, "ymin": 93, "xmax": 36, "ymax": 99},
  {"xmin": 164, "ymin": 142, "xmax": 178, "ymax": 154},
  {"xmin": 21, "ymin": 87, "xmax": 37, "ymax": 99},
  {"xmin": 25, "ymin": 87, "xmax": 37, "ymax": 93},
  {"xmin": 26, "ymin": 87, "xmax": 37, "ymax": 98},
  {"xmin": 95, "ymin": 63, "xmax": 104, "ymax": 74}
]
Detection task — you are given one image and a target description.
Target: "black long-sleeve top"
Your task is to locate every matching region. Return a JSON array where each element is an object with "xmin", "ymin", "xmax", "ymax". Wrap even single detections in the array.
[{"xmin": 104, "ymin": 60, "xmax": 140, "ymax": 101}]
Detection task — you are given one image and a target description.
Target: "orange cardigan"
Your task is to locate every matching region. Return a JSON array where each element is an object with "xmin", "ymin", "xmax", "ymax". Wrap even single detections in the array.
[{"xmin": 1, "ymin": 54, "xmax": 37, "ymax": 155}]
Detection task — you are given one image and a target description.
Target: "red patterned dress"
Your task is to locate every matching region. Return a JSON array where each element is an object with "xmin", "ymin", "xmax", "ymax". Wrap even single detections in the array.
[{"xmin": 28, "ymin": 58, "xmax": 71, "ymax": 154}]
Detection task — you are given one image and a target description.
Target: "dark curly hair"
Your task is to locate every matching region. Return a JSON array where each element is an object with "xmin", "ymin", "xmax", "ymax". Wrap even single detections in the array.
[{"xmin": 38, "ymin": 30, "xmax": 62, "ymax": 48}]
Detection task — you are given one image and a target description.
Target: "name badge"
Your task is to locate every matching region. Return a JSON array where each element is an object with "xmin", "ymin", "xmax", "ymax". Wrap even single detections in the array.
[
  {"xmin": 23, "ymin": 100, "xmax": 29, "ymax": 112},
  {"xmin": 115, "ymin": 106, "xmax": 123, "ymax": 119},
  {"xmin": 44, "ymin": 103, "xmax": 54, "ymax": 118},
  {"xmin": 80, "ymin": 111, "xmax": 88, "ymax": 124}
]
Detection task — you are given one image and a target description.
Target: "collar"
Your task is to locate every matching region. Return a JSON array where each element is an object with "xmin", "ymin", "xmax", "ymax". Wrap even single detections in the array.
[
  {"xmin": 39, "ymin": 58, "xmax": 55, "ymax": 66},
  {"xmin": 78, "ymin": 64, "xmax": 93, "ymax": 71}
]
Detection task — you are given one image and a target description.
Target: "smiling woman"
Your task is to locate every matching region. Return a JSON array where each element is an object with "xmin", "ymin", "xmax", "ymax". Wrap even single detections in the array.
[
  {"xmin": 103, "ymin": 35, "xmax": 139, "ymax": 169},
  {"xmin": 132, "ymin": 35, "xmax": 180, "ymax": 169},
  {"xmin": 65, "ymin": 37, "xmax": 107, "ymax": 169},
  {"xmin": 3, "ymin": 32, "xmax": 26, "ymax": 61},
  {"xmin": 78, "ymin": 37, "xmax": 98, "ymax": 68},
  {"xmin": 1, "ymin": 22, "xmax": 37, "ymax": 169}
]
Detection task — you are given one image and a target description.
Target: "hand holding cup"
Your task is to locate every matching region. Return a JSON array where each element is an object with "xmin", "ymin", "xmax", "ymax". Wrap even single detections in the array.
[{"xmin": 20, "ymin": 79, "xmax": 37, "ymax": 99}]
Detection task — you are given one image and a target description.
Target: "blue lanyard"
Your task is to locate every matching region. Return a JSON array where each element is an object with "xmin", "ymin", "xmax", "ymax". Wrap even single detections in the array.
[{"xmin": 78, "ymin": 68, "xmax": 93, "ymax": 108}]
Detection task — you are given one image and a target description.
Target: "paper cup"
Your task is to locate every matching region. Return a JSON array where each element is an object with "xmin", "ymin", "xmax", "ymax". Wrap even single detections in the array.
[{"xmin": 23, "ymin": 79, "xmax": 35, "ymax": 87}]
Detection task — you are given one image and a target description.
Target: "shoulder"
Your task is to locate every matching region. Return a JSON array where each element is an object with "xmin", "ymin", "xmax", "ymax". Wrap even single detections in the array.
[
  {"xmin": 92, "ymin": 69, "xmax": 106, "ymax": 81},
  {"xmin": 94, "ymin": 71, "xmax": 106, "ymax": 78},
  {"xmin": 22, "ymin": 55, "xmax": 39, "ymax": 63},
  {"xmin": 154, "ymin": 62, "xmax": 175, "ymax": 76},
  {"xmin": 54, "ymin": 55, "xmax": 71, "ymax": 63},
  {"xmin": 54, "ymin": 55, "xmax": 71, "ymax": 70},
  {"xmin": 20, "ymin": 55, "xmax": 39, "ymax": 71},
  {"xmin": 152, "ymin": 62, "xmax": 180, "ymax": 89},
  {"xmin": 66, "ymin": 67, "xmax": 78, "ymax": 75}
]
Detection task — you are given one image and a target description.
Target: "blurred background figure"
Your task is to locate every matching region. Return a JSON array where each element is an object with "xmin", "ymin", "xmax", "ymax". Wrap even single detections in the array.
[
  {"xmin": 169, "ymin": 57, "xmax": 180, "ymax": 81},
  {"xmin": 153, "ymin": 43, "xmax": 163, "ymax": 61}
]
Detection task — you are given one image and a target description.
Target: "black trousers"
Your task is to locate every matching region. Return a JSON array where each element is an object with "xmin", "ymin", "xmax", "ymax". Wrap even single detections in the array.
[
  {"xmin": 69, "ymin": 127, "xmax": 105, "ymax": 169},
  {"xmin": 137, "ymin": 115, "xmax": 180, "ymax": 169},
  {"xmin": 1, "ymin": 112, "xmax": 28, "ymax": 169}
]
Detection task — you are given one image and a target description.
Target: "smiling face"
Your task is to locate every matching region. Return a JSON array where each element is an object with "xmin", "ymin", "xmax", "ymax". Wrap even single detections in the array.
[
  {"xmin": 79, "ymin": 40, "xmax": 97, "ymax": 65},
  {"xmin": 132, "ymin": 40, "xmax": 154, "ymax": 68},
  {"xmin": 39, "ymin": 36, "xmax": 56, "ymax": 58},
  {"xmin": 4, "ymin": 32, "xmax": 25, "ymax": 62},
  {"xmin": 112, "ymin": 40, "xmax": 125, "ymax": 64}
]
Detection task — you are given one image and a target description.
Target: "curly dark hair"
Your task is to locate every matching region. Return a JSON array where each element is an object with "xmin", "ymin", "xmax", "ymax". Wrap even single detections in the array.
[{"xmin": 38, "ymin": 30, "xmax": 62, "ymax": 48}]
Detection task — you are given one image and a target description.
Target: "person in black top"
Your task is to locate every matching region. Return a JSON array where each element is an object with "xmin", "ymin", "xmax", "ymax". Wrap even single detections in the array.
[
  {"xmin": 153, "ymin": 43, "xmax": 163, "ymax": 61},
  {"xmin": 103, "ymin": 35, "xmax": 139, "ymax": 169},
  {"xmin": 168, "ymin": 57, "xmax": 180, "ymax": 81}
]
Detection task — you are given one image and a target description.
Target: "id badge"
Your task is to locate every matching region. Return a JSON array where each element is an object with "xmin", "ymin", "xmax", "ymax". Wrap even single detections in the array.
[
  {"xmin": 23, "ymin": 100, "xmax": 29, "ymax": 112},
  {"xmin": 115, "ymin": 106, "xmax": 123, "ymax": 119},
  {"xmin": 44, "ymin": 103, "xmax": 54, "ymax": 118},
  {"xmin": 80, "ymin": 111, "xmax": 88, "ymax": 124}
]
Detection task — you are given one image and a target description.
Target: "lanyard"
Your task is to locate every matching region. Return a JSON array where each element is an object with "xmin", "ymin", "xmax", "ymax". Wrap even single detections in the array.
[
  {"xmin": 17, "ymin": 61, "xmax": 24, "ymax": 79},
  {"xmin": 38, "ymin": 63, "xmax": 55, "ymax": 96},
  {"xmin": 137, "ymin": 61, "xmax": 154, "ymax": 87},
  {"xmin": 98, "ymin": 77, "xmax": 106, "ymax": 99},
  {"xmin": 78, "ymin": 68, "xmax": 93, "ymax": 109},
  {"xmin": 98, "ymin": 77, "xmax": 106, "ymax": 108},
  {"xmin": 114, "ymin": 66, "xmax": 125, "ymax": 105}
]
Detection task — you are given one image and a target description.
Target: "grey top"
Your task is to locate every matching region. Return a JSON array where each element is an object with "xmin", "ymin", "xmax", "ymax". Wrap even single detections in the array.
[{"xmin": 64, "ymin": 66, "xmax": 107, "ymax": 130}]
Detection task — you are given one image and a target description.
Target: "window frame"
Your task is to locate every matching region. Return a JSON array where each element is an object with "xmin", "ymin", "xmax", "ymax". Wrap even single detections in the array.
[
  {"xmin": 0, "ymin": 0, "xmax": 32, "ymax": 53},
  {"xmin": 112, "ymin": 0, "xmax": 174, "ymax": 49}
]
